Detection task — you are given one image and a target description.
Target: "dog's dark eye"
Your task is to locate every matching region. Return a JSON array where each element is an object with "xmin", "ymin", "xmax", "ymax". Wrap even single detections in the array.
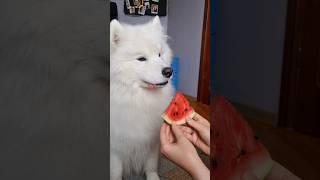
[
  {"xmin": 158, "ymin": 53, "xmax": 161, "ymax": 57},
  {"xmin": 137, "ymin": 57, "xmax": 147, "ymax": 61}
]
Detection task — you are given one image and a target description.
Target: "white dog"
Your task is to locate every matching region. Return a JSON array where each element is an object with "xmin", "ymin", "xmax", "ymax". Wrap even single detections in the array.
[{"xmin": 110, "ymin": 16, "xmax": 174, "ymax": 180}]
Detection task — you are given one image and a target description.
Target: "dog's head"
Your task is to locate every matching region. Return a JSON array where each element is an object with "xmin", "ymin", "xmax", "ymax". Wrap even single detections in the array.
[{"xmin": 110, "ymin": 16, "xmax": 173, "ymax": 90}]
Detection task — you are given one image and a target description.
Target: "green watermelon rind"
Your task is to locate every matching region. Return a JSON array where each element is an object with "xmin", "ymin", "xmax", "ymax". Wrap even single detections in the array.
[{"xmin": 162, "ymin": 110, "xmax": 196, "ymax": 125}]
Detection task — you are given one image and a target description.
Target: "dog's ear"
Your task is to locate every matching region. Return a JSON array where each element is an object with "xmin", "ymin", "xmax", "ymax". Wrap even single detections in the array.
[
  {"xmin": 151, "ymin": 16, "xmax": 163, "ymax": 31},
  {"xmin": 152, "ymin": 16, "xmax": 161, "ymax": 27},
  {"xmin": 151, "ymin": 16, "xmax": 168, "ymax": 41},
  {"xmin": 110, "ymin": 19, "xmax": 123, "ymax": 47}
]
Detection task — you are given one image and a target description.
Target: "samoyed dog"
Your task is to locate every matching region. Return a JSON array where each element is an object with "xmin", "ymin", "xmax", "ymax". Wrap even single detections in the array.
[{"xmin": 110, "ymin": 16, "xmax": 174, "ymax": 180}]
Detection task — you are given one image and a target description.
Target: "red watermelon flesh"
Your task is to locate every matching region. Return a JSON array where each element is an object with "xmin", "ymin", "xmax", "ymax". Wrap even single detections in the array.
[
  {"xmin": 162, "ymin": 92, "xmax": 195, "ymax": 125},
  {"xmin": 211, "ymin": 95, "xmax": 273, "ymax": 180}
]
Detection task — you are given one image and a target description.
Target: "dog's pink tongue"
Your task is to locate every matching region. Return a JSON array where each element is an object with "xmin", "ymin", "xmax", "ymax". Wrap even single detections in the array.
[{"xmin": 148, "ymin": 84, "xmax": 156, "ymax": 89}]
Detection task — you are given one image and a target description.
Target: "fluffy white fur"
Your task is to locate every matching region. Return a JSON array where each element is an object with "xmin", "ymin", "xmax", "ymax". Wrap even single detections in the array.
[{"xmin": 110, "ymin": 16, "xmax": 174, "ymax": 180}]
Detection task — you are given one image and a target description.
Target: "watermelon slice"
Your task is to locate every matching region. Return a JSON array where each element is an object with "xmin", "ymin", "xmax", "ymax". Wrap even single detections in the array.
[
  {"xmin": 162, "ymin": 92, "xmax": 195, "ymax": 125},
  {"xmin": 211, "ymin": 95, "xmax": 274, "ymax": 180}
]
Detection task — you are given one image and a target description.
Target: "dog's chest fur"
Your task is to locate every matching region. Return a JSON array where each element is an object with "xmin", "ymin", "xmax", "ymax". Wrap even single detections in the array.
[{"xmin": 110, "ymin": 82, "xmax": 173, "ymax": 174}]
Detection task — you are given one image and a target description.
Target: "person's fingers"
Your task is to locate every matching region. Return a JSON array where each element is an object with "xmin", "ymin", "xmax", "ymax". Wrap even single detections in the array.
[
  {"xmin": 184, "ymin": 132, "xmax": 197, "ymax": 143},
  {"xmin": 168, "ymin": 126, "xmax": 174, "ymax": 143},
  {"xmin": 171, "ymin": 124, "xmax": 184, "ymax": 141},
  {"xmin": 184, "ymin": 132, "xmax": 200, "ymax": 147},
  {"xmin": 184, "ymin": 132, "xmax": 210, "ymax": 155},
  {"xmin": 187, "ymin": 118, "xmax": 210, "ymax": 146},
  {"xmin": 187, "ymin": 117, "xmax": 207, "ymax": 134},
  {"xmin": 192, "ymin": 113, "xmax": 210, "ymax": 127},
  {"xmin": 160, "ymin": 123, "xmax": 169, "ymax": 146},
  {"xmin": 180, "ymin": 126, "xmax": 194, "ymax": 134},
  {"xmin": 165, "ymin": 123, "xmax": 171, "ymax": 141},
  {"xmin": 196, "ymin": 140, "xmax": 210, "ymax": 155}
]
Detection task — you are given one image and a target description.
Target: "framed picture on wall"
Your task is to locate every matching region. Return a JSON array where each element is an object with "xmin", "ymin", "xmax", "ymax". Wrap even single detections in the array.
[{"xmin": 124, "ymin": 0, "xmax": 167, "ymax": 16}]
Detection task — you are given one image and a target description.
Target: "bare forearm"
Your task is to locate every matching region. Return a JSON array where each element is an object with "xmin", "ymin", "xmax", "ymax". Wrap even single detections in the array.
[{"xmin": 188, "ymin": 158, "xmax": 210, "ymax": 180}]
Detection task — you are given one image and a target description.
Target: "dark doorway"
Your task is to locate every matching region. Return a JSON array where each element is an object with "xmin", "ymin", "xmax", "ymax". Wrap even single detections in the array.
[
  {"xmin": 279, "ymin": 0, "xmax": 320, "ymax": 136},
  {"xmin": 197, "ymin": 0, "xmax": 211, "ymax": 105}
]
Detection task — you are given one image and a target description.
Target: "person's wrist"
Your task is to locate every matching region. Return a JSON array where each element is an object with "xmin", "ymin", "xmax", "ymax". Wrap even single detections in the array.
[
  {"xmin": 191, "ymin": 162, "xmax": 209, "ymax": 180},
  {"xmin": 187, "ymin": 156, "xmax": 209, "ymax": 180}
]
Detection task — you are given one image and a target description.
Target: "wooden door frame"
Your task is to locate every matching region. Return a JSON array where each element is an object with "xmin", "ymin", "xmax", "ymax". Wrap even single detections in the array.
[
  {"xmin": 197, "ymin": 0, "xmax": 210, "ymax": 105},
  {"xmin": 278, "ymin": 0, "xmax": 302, "ymax": 127}
]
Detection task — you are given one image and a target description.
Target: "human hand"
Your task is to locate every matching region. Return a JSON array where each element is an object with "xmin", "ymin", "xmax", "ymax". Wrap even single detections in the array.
[
  {"xmin": 180, "ymin": 113, "xmax": 210, "ymax": 155},
  {"xmin": 160, "ymin": 123, "xmax": 209, "ymax": 180}
]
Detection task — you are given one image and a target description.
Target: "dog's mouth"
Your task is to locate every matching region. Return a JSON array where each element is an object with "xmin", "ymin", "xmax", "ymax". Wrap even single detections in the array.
[{"xmin": 142, "ymin": 80, "xmax": 168, "ymax": 89}]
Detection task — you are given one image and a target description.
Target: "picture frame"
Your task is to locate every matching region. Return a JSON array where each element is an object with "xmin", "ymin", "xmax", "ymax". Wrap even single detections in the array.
[{"xmin": 124, "ymin": 0, "xmax": 167, "ymax": 16}]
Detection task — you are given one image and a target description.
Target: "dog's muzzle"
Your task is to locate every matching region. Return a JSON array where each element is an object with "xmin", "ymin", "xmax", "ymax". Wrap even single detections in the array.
[{"xmin": 142, "ymin": 81, "xmax": 169, "ymax": 89}]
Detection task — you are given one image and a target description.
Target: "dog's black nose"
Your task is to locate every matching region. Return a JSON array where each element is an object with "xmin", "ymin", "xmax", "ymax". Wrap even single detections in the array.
[{"xmin": 162, "ymin": 67, "xmax": 173, "ymax": 78}]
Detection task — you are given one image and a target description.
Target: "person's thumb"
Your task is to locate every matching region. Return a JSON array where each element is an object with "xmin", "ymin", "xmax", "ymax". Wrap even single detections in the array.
[
  {"xmin": 187, "ymin": 118, "xmax": 206, "ymax": 134},
  {"xmin": 171, "ymin": 125, "xmax": 184, "ymax": 140}
]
